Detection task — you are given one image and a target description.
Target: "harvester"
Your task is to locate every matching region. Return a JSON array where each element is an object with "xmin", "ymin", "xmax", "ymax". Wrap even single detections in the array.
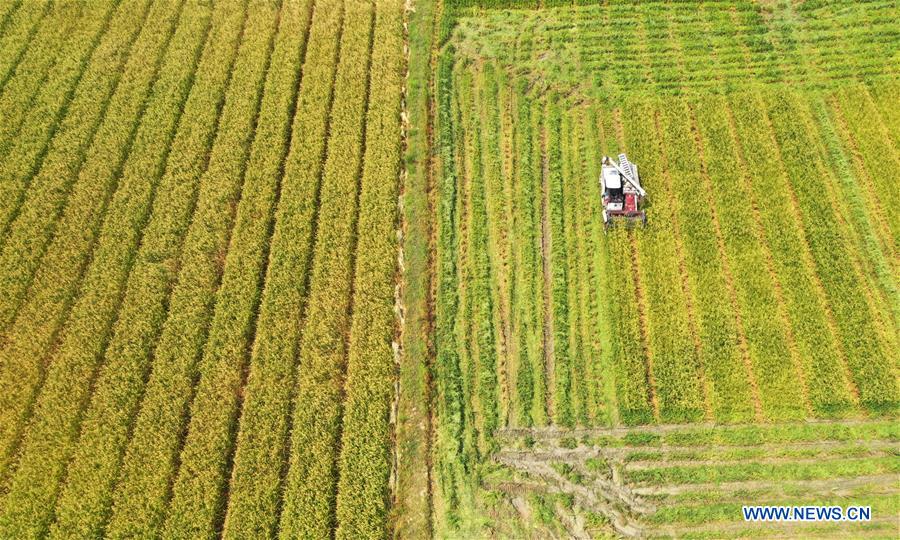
[{"xmin": 600, "ymin": 153, "xmax": 647, "ymax": 229}]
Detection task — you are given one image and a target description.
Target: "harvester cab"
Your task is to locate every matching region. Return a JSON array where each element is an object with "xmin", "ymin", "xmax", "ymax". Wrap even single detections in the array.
[{"xmin": 600, "ymin": 153, "xmax": 647, "ymax": 229}]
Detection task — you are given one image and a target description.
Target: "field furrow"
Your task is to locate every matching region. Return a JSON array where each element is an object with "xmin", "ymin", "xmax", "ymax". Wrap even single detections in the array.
[{"xmin": 0, "ymin": 0, "xmax": 50, "ymax": 94}]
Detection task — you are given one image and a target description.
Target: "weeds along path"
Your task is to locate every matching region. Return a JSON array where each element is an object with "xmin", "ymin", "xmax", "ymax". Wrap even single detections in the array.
[{"xmin": 394, "ymin": 0, "xmax": 441, "ymax": 535}]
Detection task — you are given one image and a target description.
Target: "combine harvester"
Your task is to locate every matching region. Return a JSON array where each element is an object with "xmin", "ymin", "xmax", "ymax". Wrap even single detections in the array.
[{"xmin": 600, "ymin": 154, "xmax": 647, "ymax": 229}]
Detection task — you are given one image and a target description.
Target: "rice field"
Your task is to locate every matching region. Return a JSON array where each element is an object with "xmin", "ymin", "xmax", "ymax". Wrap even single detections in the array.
[{"xmin": 0, "ymin": 0, "xmax": 896, "ymax": 538}]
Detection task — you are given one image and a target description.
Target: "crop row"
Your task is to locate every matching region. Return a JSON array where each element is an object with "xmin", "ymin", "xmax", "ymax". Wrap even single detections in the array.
[
  {"xmin": 0, "ymin": 0, "xmax": 181, "ymax": 485},
  {"xmin": 44, "ymin": 1, "xmax": 250, "ymax": 536},
  {"xmin": 0, "ymin": 0, "xmax": 51, "ymax": 93},
  {"xmin": 690, "ymin": 96, "xmax": 801, "ymax": 420},
  {"xmin": 0, "ymin": 0, "xmax": 92, "ymax": 161},
  {"xmin": 545, "ymin": 103, "xmax": 573, "ymax": 427},
  {"xmin": 334, "ymin": 2, "xmax": 405, "ymax": 536},
  {"xmin": 432, "ymin": 46, "xmax": 467, "ymax": 530},
  {"xmin": 727, "ymin": 92, "xmax": 857, "ymax": 414},
  {"xmin": 621, "ymin": 98, "xmax": 705, "ymax": 424},
  {"xmin": 509, "ymin": 83, "xmax": 544, "ymax": 427},
  {"xmin": 765, "ymin": 90, "xmax": 898, "ymax": 411},
  {"xmin": 162, "ymin": 0, "xmax": 315, "ymax": 537},
  {"xmin": 0, "ymin": 0, "xmax": 221, "ymax": 536},
  {"xmin": 0, "ymin": 0, "xmax": 152, "ymax": 326},
  {"xmin": 104, "ymin": 1, "xmax": 281, "ymax": 536},
  {"xmin": 219, "ymin": 0, "xmax": 345, "ymax": 535},
  {"xmin": 478, "ymin": 62, "xmax": 512, "ymax": 430},
  {"xmin": 460, "ymin": 63, "xmax": 499, "ymax": 452},
  {"xmin": 276, "ymin": 1, "xmax": 374, "ymax": 537}
]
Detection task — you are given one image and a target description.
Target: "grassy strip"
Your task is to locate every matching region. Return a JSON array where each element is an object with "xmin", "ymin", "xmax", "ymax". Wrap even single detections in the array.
[
  {"xmin": 333, "ymin": 2, "xmax": 404, "ymax": 536},
  {"xmin": 432, "ymin": 47, "xmax": 467, "ymax": 533},
  {"xmin": 588, "ymin": 420, "xmax": 899, "ymax": 449},
  {"xmin": 478, "ymin": 62, "xmax": 512, "ymax": 429},
  {"xmin": 766, "ymin": 90, "xmax": 898, "ymax": 412},
  {"xmin": 0, "ymin": 0, "xmax": 50, "ymax": 93},
  {"xmin": 0, "ymin": 0, "xmax": 87, "ymax": 158},
  {"xmin": 545, "ymin": 101, "xmax": 572, "ymax": 427},
  {"xmin": 219, "ymin": 1, "xmax": 345, "ymax": 536},
  {"xmin": 626, "ymin": 455, "xmax": 899, "ymax": 485},
  {"xmin": 0, "ymin": 0, "xmax": 213, "ymax": 535},
  {"xmin": 659, "ymin": 99, "xmax": 757, "ymax": 421},
  {"xmin": 276, "ymin": 2, "xmax": 375, "ymax": 537},
  {"xmin": 691, "ymin": 96, "xmax": 808, "ymax": 419},
  {"xmin": 811, "ymin": 97, "xmax": 899, "ymax": 339},
  {"xmin": 561, "ymin": 111, "xmax": 587, "ymax": 426},
  {"xmin": 0, "ymin": 0, "xmax": 152, "ymax": 327},
  {"xmin": 728, "ymin": 92, "xmax": 854, "ymax": 413},
  {"xmin": 0, "ymin": 1, "xmax": 23, "ymax": 36},
  {"xmin": 103, "ymin": 3, "xmax": 280, "ymax": 537},
  {"xmin": 463, "ymin": 64, "xmax": 499, "ymax": 450},
  {"xmin": 623, "ymin": 98, "xmax": 704, "ymax": 423},
  {"xmin": 393, "ymin": 0, "xmax": 437, "ymax": 534},
  {"xmin": 510, "ymin": 82, "xmax": 539, "ymax": 427},
  {"xmin": 47, "ymin": 3, "xmax": 249, "ymax": 536},
  {"xmin": 0, "ymin": 0, "xmax": 186, "ymax": 482},
  {"xmin": 832, "ymin": 84, "xmax": 899, "ymax": 255},
  {"xmin": 161, "ymin": 2, "xmax": 314, "ymax": 537}
]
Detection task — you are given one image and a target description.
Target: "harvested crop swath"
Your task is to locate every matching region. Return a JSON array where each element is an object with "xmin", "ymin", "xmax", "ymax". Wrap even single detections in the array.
[
  {"xmin": 277, "ymin": 1, "xmax": 374, "ymax": 536},
  {"xmin": 0, "ymin": 0, "xmax": 152, "ymax": 328},
  {"xmin": 162, "ymin": 1, "xmax": 315, "ymax": 537},
  {"xmin": 334, "ymin": 2, "xmax": 404, "ymax": 536},
  {"xmin": 103, "ymin": 2, "xmax": 280, "ymax": 537},
  {"xmin": 727, "ymin": 92, "xmax": 851, "ymax": 415},
  {"xmin": 0, "ymin": 0, "xmax": 214, "ymax": 535},
  {"xmin": 47, "ymin": 1, "xmax": 249, "ymax": 535},
  {"xmin": 0, "ymin": 0, "xmax": 185, "ymax": 484},
  {"xmin": 220, "ymin": 0, "xmax": 344, "ymax": 535}
]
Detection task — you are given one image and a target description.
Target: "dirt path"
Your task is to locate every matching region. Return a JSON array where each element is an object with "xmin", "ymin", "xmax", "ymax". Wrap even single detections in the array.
[{"xmin": 539, "ymin": 117, "xmax": 555, "ymax": 423}]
